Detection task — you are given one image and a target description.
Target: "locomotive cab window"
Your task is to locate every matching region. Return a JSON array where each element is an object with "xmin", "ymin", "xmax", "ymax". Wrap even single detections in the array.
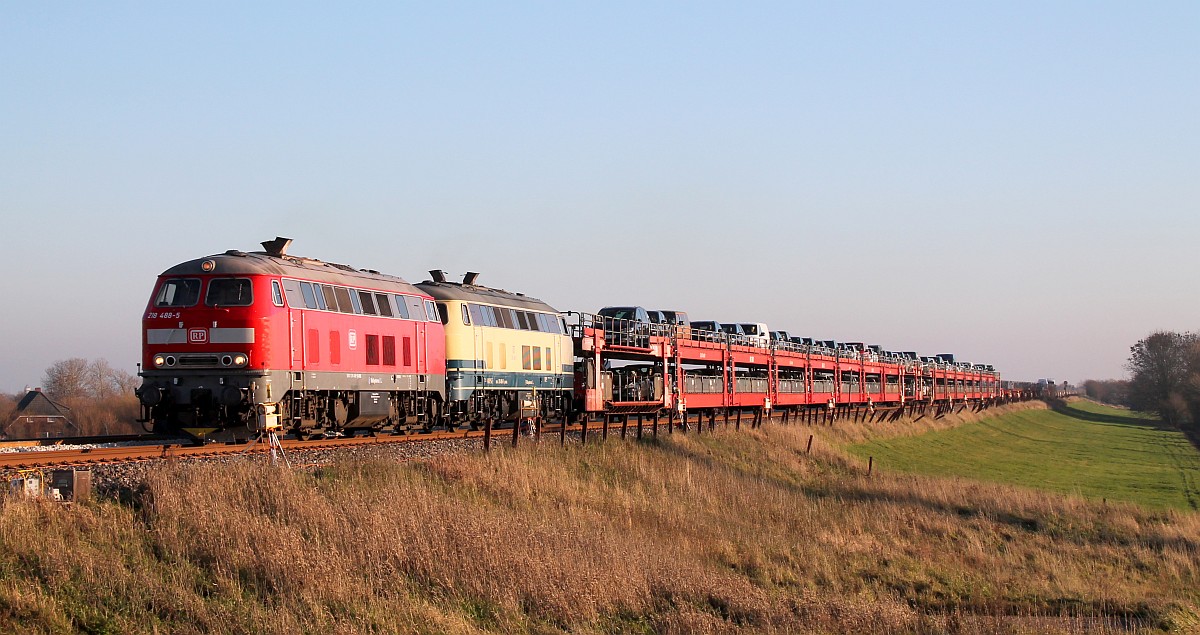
[
  {"xmin": 154, "ymin": 278, "xmax": 201, "ymax": 308},
  {"xmin": 205, "ymin": 278, "xmax": 253, "ymax": 307},
  {"xmin": 271, "ymin": 280, "xmax": 284, "ymax": 307},
  {"xmin": 425, "ymin": 300, "xmax": 439, "ymax": 322}
]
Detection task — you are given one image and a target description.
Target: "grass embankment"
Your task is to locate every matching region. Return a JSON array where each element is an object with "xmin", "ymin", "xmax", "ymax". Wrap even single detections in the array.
[
  {"xmin": 2, "ymin": 411, "xmax": 1199, "ymax": 634},
  {"xmin": 848, "ymin": 400, "xmax": 1200, "ymax": 511}
]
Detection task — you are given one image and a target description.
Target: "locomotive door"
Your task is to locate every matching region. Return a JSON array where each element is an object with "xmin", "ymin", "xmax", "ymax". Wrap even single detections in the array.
[
  {"xmin": 290, "ymin": 309, "xmax": 304, "ymax": 369},
  {"xmin": 473, "ymin": 315, "xmax": 484, "ymax": 386},
  {"xmin": 416, "ymin": 320, "xmax": 427, "ymax": 378}
]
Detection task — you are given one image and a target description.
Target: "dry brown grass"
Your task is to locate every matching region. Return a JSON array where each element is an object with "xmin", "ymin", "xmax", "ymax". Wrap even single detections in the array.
[{"xmin": 1, "ymin": 406, "xmax": 1198, "ymax": 633}]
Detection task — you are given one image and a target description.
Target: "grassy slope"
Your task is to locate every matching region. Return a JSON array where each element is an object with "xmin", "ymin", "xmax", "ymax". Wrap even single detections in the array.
[
  {"xmin": 1, "ymin": 413, "xmax": 1199, "ymax": 634},
  {"xmin": 847, "ymin": 400, "xmax": 1200, "ymax": 511}
]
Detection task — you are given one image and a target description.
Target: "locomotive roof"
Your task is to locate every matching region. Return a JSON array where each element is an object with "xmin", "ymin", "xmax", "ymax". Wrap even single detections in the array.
[
  {"xmin": 416, "ymin": 280, "xmax": 559, "ymax": 313},
  {"xmin": 160, "ymin": 249, "xmax": 426, "ymax": 296}
]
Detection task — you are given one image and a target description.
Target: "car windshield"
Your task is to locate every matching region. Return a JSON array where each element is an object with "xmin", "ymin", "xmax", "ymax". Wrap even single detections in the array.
[{"xmin": 601, "ymin": 308, "xmax": 637, "ymax": 321}]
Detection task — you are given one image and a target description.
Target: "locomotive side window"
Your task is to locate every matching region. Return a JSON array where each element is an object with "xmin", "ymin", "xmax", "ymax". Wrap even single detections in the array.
[
  {"xmin": 282, "ymin": 279, "xmax": 306, "ymax": 308},
  {"xmin": 347, "ymin": 288, "xmax": 364, "ymax": 314},
  {"xmin": 425, "ymin": 300, "xmax": 439, "ymax": 322},
  {"xmin": 320, "ymin": 285, "xmax": 338, "ymax": 311},
  {"xmin": 495, "ymin": 307, "xmax": 512, "ymax": 329},
  {"xmin": 206, "ymin": 278, "xmax": 253, "ymax": 307},
  {"xmin": 460, "ymin": 304, "xmax": 470, "ymax": 325},
  {"xmin": 481, "ymin": 305, "xmax": 497, "ymax": 327},
  {"xmin": 383, "ymin": 336, "xmax": 396, "ymax": 366},
  {"xmin": 155, "ymin": 278, "xmax": 201, "ymax": 307},
  {"xmin": 535, "ymin": 313, "xmax": 549, "ymax": 332},
  {"xmin": 391, "ymin": 295, "xmax": 411, "ymax": 319},
  {"xmin": 299, "ymin": 282, "xmax": 318, "ymax": 309},
  {"xmin": 406, "ymin": 296, "xmax": 425, "ymax": 320},
  {"xmin": 435, "ymin": 303, "xmax": 449, "ymax": 325},
  {"xmin": 358, "ymin": 291, "xmax": 377, "ymax": 316},
  {"xmin": 365, "ymin": 335, "xmax": 380, "ymax": 365},
  {"xmin": 468, "ymin": 304, "xmax": 484, "ymax": 326},
  {"xmin": 271, "ymin": 280, "xmax": 284, "ymax": 307},
  {"xmin": 374, "ymin": 293, "xmax": 393, "ymax": 317},
  {"xmin": 333, "ymin": 287, "xmax": 354, "ymax": 314}
]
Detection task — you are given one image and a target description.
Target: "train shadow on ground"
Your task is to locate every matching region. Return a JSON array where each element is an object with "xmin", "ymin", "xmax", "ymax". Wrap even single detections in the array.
[{"xmin": 1047, "ymin": 399, "xmax": 1165, "ymax": 429}]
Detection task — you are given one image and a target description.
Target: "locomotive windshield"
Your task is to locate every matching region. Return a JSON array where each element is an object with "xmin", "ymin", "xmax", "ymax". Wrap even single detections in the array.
[
  {"xmin": 155, "ymin": 278, "xmax": 201, "ymax": 307},
  {"xmin": 205, "ymin": 278, "xmax": 254, "ymax": 307}
]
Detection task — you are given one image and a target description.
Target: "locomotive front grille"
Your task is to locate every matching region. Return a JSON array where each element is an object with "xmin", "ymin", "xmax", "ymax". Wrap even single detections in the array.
[{"xmin": 178, "ymin": 354, "xmax": 221, "ymax": 367}]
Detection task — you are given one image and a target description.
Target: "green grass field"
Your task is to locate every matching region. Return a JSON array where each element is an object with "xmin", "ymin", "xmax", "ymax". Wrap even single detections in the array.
[{"xmin": 848, "ymin": 400, "xmax": 1200, "ymax": 510}]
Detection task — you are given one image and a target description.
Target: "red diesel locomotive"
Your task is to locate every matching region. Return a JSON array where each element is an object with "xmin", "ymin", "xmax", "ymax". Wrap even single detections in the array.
[{"xmin": 137, "ymin": 238, "xmax": 447, "ymax": 438}]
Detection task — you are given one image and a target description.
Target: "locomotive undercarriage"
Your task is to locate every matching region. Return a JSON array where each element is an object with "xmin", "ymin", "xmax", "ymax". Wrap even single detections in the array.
[
  {"xmin": 444, "ymin": 389, "xmax": 573, "ymax": 431},
  {"xmin": 281, "ymin": 389, "xmax": 444, "ymax": 438}
]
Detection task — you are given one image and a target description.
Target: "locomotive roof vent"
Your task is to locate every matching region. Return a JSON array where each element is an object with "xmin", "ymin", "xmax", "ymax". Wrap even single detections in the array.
[
  {"xmin": 429, "ymin": 270, "xmax": 447, "ymax": 283},
  {"xmin": 463, "ymin": 272, "xmax": 480, "ymax": 286},
  {"xmin": 261, "ymin": 237, "xmax": 293, "ymax": 257}
]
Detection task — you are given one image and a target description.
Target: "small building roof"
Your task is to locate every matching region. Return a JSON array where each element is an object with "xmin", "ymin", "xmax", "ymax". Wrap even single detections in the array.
[{"xmin": 14, "ymin": 391, "xmax": 71, "ymax": 418}]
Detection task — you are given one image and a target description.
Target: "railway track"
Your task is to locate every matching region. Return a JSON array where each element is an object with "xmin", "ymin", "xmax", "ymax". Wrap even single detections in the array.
[
  {"xmin": 0, "ymin": 397, "xmax": 1031, "ymax": 471},
  {"xmin": 0, "ymin": 418, "xmax": 610, "ymax": 469}
]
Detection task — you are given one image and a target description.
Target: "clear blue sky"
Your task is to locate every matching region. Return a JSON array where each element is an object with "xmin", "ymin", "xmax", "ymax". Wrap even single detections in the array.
[{"xmin": 1, "ymin": 1, "xmax": 1196, "ymax": 391}]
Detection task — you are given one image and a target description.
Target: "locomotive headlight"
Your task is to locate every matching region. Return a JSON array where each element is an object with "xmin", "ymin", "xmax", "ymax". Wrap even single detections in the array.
[
  {"xmin": 233, "ymin": 354, "xmax": 248, "ymax": 366},
  {"xmin": 201, "ymin": 259, "xmax": 216, "ymax": 272},
  {"xmin": 153, "ymin": 355, "xmax": 166, "ymax": 367}
]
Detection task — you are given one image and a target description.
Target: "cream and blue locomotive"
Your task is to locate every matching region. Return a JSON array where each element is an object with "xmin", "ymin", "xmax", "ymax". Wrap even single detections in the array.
[{"xmin": 418, "ymin": 271, "xmax": 574, "ymax": 427}]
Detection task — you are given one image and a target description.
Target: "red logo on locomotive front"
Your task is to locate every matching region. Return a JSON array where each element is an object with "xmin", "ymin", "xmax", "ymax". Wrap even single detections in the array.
[{"xmin": 189, "ymin": 328, "xmax": 208, "ymax": 344}]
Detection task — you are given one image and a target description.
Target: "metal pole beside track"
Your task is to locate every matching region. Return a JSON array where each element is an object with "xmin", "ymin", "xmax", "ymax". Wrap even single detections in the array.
[{"xmin": 483, "ymin": 418, "xmax": 493, "ymax": 453}]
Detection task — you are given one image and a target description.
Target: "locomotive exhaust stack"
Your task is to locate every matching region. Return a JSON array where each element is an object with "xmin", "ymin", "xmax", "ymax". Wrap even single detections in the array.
[{"xmin": 261, "ymin": 237, "xmax": 293, "ymax": 257}]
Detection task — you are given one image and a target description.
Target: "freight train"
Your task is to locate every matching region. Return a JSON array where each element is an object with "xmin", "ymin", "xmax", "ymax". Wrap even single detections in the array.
[{"xmin": 137, "ymin": 239, "xmax": 1009, "ymax": 439}]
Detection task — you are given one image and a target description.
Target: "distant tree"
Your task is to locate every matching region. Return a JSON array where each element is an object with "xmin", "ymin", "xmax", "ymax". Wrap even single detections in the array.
[
  {"xmin": 85, "ymin": 359, "xmax": 138, "ymax": 399},
  {"xmin": 1083, "ymin": 379, "xmax": 1130, "ymax": 406},
  {"xmin": 1126, "ymin": 331, "xmax": 1197, "ymax": 426},
  {"xmin": 42, "ymin": 358, "xmax": 92, "ymax": 400},
  {"xmin": 42, "ymin": 358, "xmax": 137, "ymax": 401},
  {"xmin": 0, "ymin": 393, "xmax": 16, "ymax": 424}
]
